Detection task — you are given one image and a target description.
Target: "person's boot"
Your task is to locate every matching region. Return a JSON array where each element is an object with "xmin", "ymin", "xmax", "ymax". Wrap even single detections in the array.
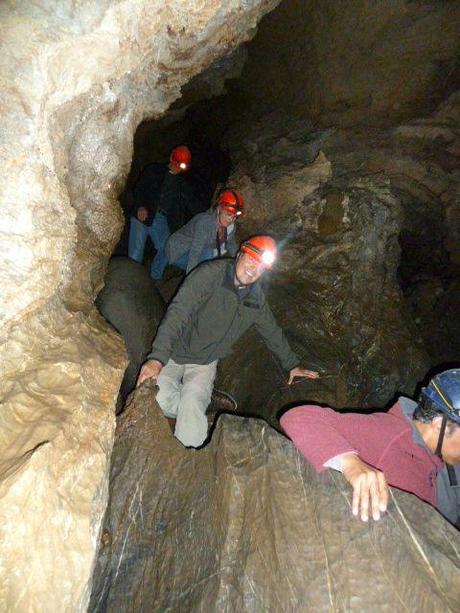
[{"xmin": 208, "ymin": 388, "xmax": 237, "ymax": 415}]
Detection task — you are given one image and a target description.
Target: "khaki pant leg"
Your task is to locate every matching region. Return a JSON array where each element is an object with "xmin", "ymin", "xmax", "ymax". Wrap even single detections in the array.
[
  {"xmin": 175, "ymin": 361, "xmax": 218, "ymax": 448},
  {"xmin": 156, "ymin": 359, "xmax": 185, "ymax": 419}
]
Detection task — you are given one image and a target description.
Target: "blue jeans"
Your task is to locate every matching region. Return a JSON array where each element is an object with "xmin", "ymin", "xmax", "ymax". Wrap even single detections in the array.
[
  {"xmin": 174, "ymin": 247, "xmax": 214, "ymax": 272},
  {"xmin": 128, "ymin": 213, "xmax": 170, "ymax": 280}
]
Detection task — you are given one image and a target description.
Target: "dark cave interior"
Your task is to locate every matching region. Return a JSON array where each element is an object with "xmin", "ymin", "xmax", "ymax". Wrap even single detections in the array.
[
  {"xmin": 115, "ymin": 0, "xmax": 460, "ymax": 375},
  {"xmin": 92, "ymin": 0, "xmax": 460, "ymax": 611}
]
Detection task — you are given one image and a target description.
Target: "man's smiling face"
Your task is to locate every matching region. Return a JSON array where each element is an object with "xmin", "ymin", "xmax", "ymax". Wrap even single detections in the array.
[{"xmin": 234, "ymin": 252, "xmax": 266, "ymax": 287}]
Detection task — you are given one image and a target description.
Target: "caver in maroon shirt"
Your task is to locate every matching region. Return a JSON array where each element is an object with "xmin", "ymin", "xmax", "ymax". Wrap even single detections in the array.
[{"xmin": 280, "ymin": 397, "xmax": 460, "ymax": 524}]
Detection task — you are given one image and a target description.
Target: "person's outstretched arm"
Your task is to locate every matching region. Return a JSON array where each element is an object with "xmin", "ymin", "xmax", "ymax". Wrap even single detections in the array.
[{"xmin": 280, "ymin": 406, "xmax": 388, "ymax": 522}]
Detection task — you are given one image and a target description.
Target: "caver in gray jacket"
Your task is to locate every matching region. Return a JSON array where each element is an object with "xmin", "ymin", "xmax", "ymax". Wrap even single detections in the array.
[
  {"xmin": 165, "ymin": 208, "xmax": 238, "ymax": 274},
  {"xmin": 147, "ymin": 258, "xmax": 299, "ymax": 371}
]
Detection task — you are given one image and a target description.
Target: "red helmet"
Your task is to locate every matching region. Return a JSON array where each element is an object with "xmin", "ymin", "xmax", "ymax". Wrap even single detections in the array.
[
  {"xmin": 170, "ymin": 145, "xmax": 191, "ymax": 172},
  {"xmin": 240, "ymin": 235, "xmax": 277, "ymax": 269},
  {"xmin": 217, "ymin": 189, "xmax": 245, "ymax": 217}
]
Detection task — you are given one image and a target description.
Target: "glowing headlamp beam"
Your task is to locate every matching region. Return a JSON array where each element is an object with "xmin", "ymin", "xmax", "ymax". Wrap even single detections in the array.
[{"xmin": 261, "ymin": 251, "xmax": 275, "ymax": 265}]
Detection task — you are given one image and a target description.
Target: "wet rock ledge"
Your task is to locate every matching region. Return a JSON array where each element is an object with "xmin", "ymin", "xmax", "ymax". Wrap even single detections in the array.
[{"xmin": 89, "ymin": 383, "xmax": 460, "ymax": 612}]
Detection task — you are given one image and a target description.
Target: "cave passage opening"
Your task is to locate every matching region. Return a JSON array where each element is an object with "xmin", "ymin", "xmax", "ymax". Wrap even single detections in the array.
[
  {"xmin": 114, "ymin": 97, "xmax": 235, "ymax": 261},
  {"xmin": 397, "ymin": 193, "xmax": 460, "ymax": 366},
  {"xmin": 98, "ymin": 0, "xmax": 460, "ymax": 416}
]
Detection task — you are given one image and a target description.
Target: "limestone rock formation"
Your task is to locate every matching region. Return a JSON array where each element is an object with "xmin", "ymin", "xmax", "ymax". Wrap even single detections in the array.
[
  {"xmin": 207, "ymin": 88, "xmax": 460, "ymax": 420},
  {"xmin": 0, "ymin": 1, "xmax": 280, "ymax": 610},
  {"xmin": 89, "ymin": 384, "xmax": 460, "ymax": 611},
  {"xmin": 0, "ymin": 307, "xmax": 125, "ymax": 612},
  {"xmin": 2, "ymin": 0, "xmax": 460, "ymax": 608}
]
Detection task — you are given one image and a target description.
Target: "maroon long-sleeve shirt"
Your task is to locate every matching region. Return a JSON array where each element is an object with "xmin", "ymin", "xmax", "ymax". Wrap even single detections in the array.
[{"xmin": 280, "ymin": 398, "xmax": 460, "ymax": 522}]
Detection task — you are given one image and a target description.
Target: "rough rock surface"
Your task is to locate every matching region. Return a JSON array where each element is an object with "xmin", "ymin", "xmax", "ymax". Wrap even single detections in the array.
[
  {"xmin": 0, "ymin": 1, "xmax": 280, "ymax": 610},
  {"xmin": 0, "ymin": 306, "xmax": 125, "ymax": 612},
  {"xmin": 236, "ymin": 0, "xmax": 460, "ymax": 126},
  {"xmin": 215, "ymin": 122, "xmax": 426, "ymax": 419},
  {"xmin": 89, "ymin": 384, "xmax": 460, "ymax": 611},
  {"xmin": 2, "ymin": 0, "xmax": 460, "ymax": 608},
  {"xmin": 210, "ymin": 90, "xmax": 460, "ymax": 421}
]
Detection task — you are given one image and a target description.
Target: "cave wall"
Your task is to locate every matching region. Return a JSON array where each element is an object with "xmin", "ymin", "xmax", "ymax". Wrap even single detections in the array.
[
  {"xmin": 213, "ymin": 117, "xmax": 429, "ymax": 416},
  {"xmin": 235, "ymin": 0, "xmax": 460, "ymax": 126},
  {"xmin": 1, "ymin": 0, "xmax": 459, "ymax": 609},
  {"xmin": 0, "ymin": 1, "xmax": 280, "ymax": 610},
  {"xmin": 214, "ymin": 87, "xmax": 460, "ymax": 414}
]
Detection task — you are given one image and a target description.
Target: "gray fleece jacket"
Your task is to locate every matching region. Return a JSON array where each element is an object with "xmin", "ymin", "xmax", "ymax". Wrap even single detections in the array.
[{"xmin": 147, "ymin": 259, "xmax": 300, "ymax": 371}]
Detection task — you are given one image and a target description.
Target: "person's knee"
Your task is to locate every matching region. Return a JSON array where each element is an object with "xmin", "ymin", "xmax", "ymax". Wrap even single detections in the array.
[
  {"xmin": 157, "ymin": 379, "xmax": 179, "ymax": 400},
  {"xmin": 156, "ymin": 384, "xmax": 180, "ymax": 416},
  {"xmin": 174, "ymin": 413, "xmax": 208, "ymax": 448},
  {"xmin": 180, "ymin": 385, "xmax": 213, "ymax": 410},
  {"xmin": 184, "ymin": 376, "xmax": 214, "ymax": 396}
]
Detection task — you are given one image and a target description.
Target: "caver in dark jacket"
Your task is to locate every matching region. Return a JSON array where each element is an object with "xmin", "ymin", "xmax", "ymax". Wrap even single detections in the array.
[
  {"xmin": 147, "ymin": 258, "xmax": 299, "ymax": 371},
  {"xmin": 131, "ymin": 163, "xmax": 166, "ymax": 226},
  {"xmin": 131, "ymin": 164, "xmax": 201, "ymax": 232}
]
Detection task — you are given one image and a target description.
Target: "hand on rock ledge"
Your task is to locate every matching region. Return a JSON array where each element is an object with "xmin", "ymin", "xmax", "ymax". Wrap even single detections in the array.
[
  {"xmin": 287, "ymin": 366, "xmax": 320, "ymax": 385},
  {"xmin": 341, "ymin": 453, "xmax": 389, "ymax": 522},
  {"xmin": 137, "ymin": 359, "xmax": 163, "ymax": 386}
]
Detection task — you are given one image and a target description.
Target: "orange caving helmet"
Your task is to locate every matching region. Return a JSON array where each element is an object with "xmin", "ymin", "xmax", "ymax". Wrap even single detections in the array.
[
  {"xmin": 240, "ymin": 235, "xmax": 277, "ymax": 269},
  {"xmin": 216, "ymin": 189, "xmax": 245, "ymax": 217},
  {"xmin": 170, "ymin": 145, "xmax": 192, "ymax": 172}
]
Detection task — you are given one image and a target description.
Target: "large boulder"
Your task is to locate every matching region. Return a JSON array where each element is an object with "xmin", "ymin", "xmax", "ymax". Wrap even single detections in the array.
[
  {"xmin": 96, "ymin": 257, "xmax": 165, "ymax": 411},
  {"xmin": 89, "ymin": 384, "xmax": 460, "ymax": 611}
]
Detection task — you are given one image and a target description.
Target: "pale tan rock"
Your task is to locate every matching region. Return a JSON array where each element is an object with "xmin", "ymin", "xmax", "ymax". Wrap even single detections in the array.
[
  {"xmin": 0, "ymin": 307, "xmax": 125, "ymax": 611},
  {"xmin": 0, "ymin": 1, "xmax": 280, "ymax": 610}
]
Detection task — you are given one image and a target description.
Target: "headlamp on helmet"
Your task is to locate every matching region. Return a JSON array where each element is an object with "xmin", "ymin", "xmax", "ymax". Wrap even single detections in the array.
[
  {"xmin": 261, "ymin": 250, "xmax": 275, "ymax": 266},
  {"xmin": 217, "ymin": 189, "xmax": 245, "ymax": 217},
  {"xmin": 170, "ymin": 145, "xmax": 191, "ymax": 173},
  {"xmin": 240, "ymin": 235, "xmax": 277, "ymax": 269}
]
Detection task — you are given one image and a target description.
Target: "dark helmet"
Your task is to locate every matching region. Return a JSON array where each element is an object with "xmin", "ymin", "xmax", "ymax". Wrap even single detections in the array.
[{"xmin": 419, "ymin": 369, "xmax": 460, "ymax": 425}]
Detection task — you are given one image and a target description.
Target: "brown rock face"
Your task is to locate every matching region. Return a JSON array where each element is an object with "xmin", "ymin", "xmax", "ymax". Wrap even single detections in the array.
[
  {"xmin": 209, "ymin": 87, "xmax": 460, "ymax": 418},
  {"xmin": 89, "ymin": 385, "xmax": 460, "ymax": 611},
  {"xmin": 0, "ymin": 1, "xmax": 280, "ymax": 610},
  {"xmin": 236, "ymin": 0, "xmax": 460, "ymax": 126},
  {"xmin": 213, "ymin": 117, "xmax": 427, "ymax": 418}
]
